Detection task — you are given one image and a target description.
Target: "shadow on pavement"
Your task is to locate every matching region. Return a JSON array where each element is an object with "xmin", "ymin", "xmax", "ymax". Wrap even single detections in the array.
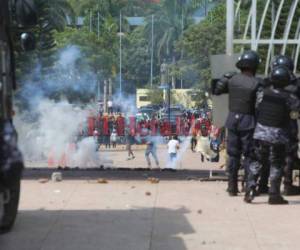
[{"xmin": 1, "ymin": 207, "xmax": 195, "ymax": 250}]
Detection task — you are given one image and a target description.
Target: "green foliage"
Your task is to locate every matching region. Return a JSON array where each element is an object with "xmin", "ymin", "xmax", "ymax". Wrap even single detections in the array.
[
  {"xmin": 15, "ymin": 0, "xmax": 74, "ymax": 78},
  {"xmin": 16, "ymin": 0, "xmax": 227, "ymax": 104},
  {"xmin": 176, "ymin": 3, "xmax": 226, "ymax": 90}
]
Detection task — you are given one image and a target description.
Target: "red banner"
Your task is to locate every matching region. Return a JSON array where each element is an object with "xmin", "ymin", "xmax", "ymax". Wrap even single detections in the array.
[
  {"xmin": 116, "ymin": 116, "xmax": 125, "ymax": 136},
  {"xmin": 87, "ymin": 116, "xmax": 95, "ymax": 136},
  {"xmin": 129, "ymin": 116, "xmax": 136, "ymax": 136},
  {"xmin": 102, "ymin": 116, "xmax": 109, "ymax": 135}
]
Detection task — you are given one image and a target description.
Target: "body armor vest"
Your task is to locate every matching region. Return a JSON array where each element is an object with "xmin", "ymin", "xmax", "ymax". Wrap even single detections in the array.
[
  {"xmin": 257, "ymin": 89, "xmax": 288, "ymax": 128},
  {"xmin": 228, "ymin": 74, "xmax": 258, "ymax": 114}
]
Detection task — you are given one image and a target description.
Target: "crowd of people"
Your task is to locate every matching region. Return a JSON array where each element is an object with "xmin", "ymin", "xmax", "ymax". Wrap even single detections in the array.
[
  {"xmin": 214, "ymin": 51, "xmax": 300, "ymax": 205},
  {"xmin": 78, "ymin": 108, "xmax": 224, "ymax": 168}
]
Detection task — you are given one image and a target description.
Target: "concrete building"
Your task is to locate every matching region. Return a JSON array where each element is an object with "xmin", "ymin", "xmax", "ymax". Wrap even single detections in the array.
[{"xmin": 136, "ymin": 88, "xmax": 197, "ymax": 108}]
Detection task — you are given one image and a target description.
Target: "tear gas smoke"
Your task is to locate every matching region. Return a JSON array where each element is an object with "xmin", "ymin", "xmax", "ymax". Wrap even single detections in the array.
[
  {"xmin": 110, "ymin": 92, "xmax": 137, "ymax": 115},
  {"xmin": 15, "ymin": 46, "xmax": 101, "ymax": 167}
]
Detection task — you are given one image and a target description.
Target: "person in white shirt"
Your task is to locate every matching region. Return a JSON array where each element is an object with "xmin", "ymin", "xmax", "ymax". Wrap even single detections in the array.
[
  {"xmin": 107, "ymin": 100, "xmax": 113, "ymax": 114},
  {"xmin": 168, "ymin": 135, "xmax": 180, "ymax": 163},
  {"xmin": 110, "ymin": 129, "xmax": 117, "ymax": 148}
]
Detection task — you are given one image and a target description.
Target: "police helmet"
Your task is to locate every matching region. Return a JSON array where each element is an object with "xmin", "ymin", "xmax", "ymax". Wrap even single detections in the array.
[
  {"xmin": 236, "ymin": 50, "xmax": 261, "ymax": 71},
  {"xmin": 20, "ymin": 32, "xmax": 35, "ymax": 51},
  {"xmin": 272, "ymin": 55, "xmax": 294, "ymax": 72},
  {"xmin": 270, "ymin": 66, "xmax": 291, "ymax": 89}
]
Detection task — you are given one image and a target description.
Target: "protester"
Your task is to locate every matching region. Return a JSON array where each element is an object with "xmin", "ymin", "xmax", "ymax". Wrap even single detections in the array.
[
  {"xmin": 145, "ymin": 134, "xmax": 160, "ymax": 168},
  {"xmin": 110, "ymin": 129, "xmax": 117, "ymax": 148},
  {"xmin": 191, "ymin": 127, "xmax": 197, "ymax": 152},
  {"xmin": 107, "ymin": 99, "xmax": 113, "ymax": 114},
  {"xmin": 196, "ymin": 129, "xmax": 210, "ymax": 162},
  {"xmin": 209, "ymin": 134, "xmax": 220, "ymax": 162},
  {"xmin": 125, "ymin": 128, "xmax": 135, "ymax": 160},
  {"xmin": 168, "ymin": 135, "xmax": 180, "ymax": 165}
]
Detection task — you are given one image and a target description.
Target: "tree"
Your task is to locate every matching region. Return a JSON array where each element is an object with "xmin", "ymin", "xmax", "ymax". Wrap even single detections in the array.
[
  {"xmin": 142, "ymin": 0, "xmax": 216, "ymax": 88},
  {"xmin": 176, "ymin": 3, "xmax": 226, "ymax": 91},
  {"xmin": 15, "ymin": 0, "xmax": 74, "ymax": 78},
  {"xmin": 54, "ymin": 15, "xmax": 119, "ymax": 93}
]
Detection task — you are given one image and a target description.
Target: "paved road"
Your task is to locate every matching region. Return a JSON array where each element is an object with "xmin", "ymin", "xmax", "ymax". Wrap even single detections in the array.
[
  {"xmin": 25, "ymin": 144, "xmax": 225, "ymax": 170},
  {"xmin": 1, "ymin": 180, "xmax": 300, "ymax": 250}
]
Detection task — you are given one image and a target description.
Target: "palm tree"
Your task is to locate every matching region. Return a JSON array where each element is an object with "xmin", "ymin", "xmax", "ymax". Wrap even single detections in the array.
[
  {"xmin": 35, "ymin": 0, "xmax": 75, "ymax": 50},
  {"xmin": 143, "ymin": 0, "xmax": 214, "ymax": 88}
]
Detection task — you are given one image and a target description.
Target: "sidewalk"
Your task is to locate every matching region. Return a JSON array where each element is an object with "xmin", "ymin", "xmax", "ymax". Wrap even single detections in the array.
[{"xmin": 1, "ymin": 180, "xmax": 300, "ymax": 250}]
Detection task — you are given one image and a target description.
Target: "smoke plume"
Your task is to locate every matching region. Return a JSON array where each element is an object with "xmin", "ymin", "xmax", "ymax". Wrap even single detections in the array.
[{"xmin": 15, "ymin": 46, "xmax": 101, "ymax": 168}]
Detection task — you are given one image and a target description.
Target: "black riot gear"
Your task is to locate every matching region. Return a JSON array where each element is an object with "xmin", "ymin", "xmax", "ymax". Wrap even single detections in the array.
[
  {"xmin": 236, "ymin": 50, "xmax": 261, "ymax": 71},
  {"xmin": 20, "ymin": 32, "xmax": 35, "ymax": 51},
  {"xmin": 228, "ymin": 74, "xmax": 259, "ymax": 115},
  {"xmin": 257, "ymin": 89, "xmax": 289, "ymax": 128},
  {"xmin": 270, "ymin": 66, "xmax": 291, "ymax": 89},
  {"xmin": 272, "ymin": 55, "xmax": 294, "ymax": 72},
  {"xmin": 213, "ymin": 54, "xmax": 262, "ymax": 196}
]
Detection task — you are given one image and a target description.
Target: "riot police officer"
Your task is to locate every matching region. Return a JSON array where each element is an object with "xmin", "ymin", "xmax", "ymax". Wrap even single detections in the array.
[
  {"xmin": 213, "ymin": 50, "xmax": 261, "ymax": 196},
  {"xmin": 272, "ymin": 55, "xmax": 300, "ymax": 196},
  {"xmin": 0, "ymin": 0, "xmax": 37, "ymax": 234},
  {"xmin": 245, "ymin": 66, "xmax": 300, "ymax": 204}
]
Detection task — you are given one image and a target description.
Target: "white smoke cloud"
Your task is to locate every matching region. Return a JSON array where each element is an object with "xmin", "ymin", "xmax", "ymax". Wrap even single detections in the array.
[{"xmin": 14, "ymin": 46, "xmax": 102, "ymax": 168}]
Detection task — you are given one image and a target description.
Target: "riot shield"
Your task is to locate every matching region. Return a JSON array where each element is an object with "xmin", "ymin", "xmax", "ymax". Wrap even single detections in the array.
[{"xmin": 210, "ymin": 54, "xmax": 240, "ymax": 127}]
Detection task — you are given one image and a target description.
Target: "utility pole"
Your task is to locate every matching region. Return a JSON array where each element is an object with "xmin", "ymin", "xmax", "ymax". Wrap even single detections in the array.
[
  {"xmin": 226, "ymin": 0, "xmax": 234, "ymax": 55},
  {"xmin": 89, "ymin": 10, "xmax": 92, "ymax": 32},
  {"xmin": 150, "ymin": 15, "xmax": 154, "ymax": 88},
  {"xmin": 251, "ymin": 0, "xmax": 257, "ymax": 50},
  {"xmin": 97, "ymin": 11, "xmax": 100, "ymax": 39},
  {"xmin": 119, "ymin": 11, "xmax": 122, "ymax": 94},
  {"xmin": 109, "ymin": 78, "xmax": 113, "ymax": 98},
  {"xmin": 103, "ymin": 80, "xmax": 108, "ymax": 113},
  {"xmin": 97, "ymin": 80, "xmax": 100, "ymax": 101},
  {"xmin": 180, "ymin": 8, "xmax": 184, "ymax": 89}
]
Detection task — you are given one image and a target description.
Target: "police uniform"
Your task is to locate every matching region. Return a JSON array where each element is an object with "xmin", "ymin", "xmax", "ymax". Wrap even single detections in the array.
[
  {"xmin": 214, "ymin": 51, "xmax": 261, "ymax": 196},
  {"xmin": 259, "ymin": 55, "xmax": 300, "ymax": 195},
  {"xmin": 283, "ymin": 80, "xmax": 300, "ymax": 195},
  {"xmin": 245, "ymin": 66, "xmax": 300, "ymax": 204}
]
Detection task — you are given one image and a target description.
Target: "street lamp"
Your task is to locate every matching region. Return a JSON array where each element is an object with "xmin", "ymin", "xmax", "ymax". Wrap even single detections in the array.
[{"xmin": 118, "ymin": 12, "xmax": 125, "ymax": 94}]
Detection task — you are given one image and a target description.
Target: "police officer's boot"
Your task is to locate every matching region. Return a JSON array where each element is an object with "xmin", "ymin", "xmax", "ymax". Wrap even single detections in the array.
[
  {"xmin": 268, "ymin": 195, "xmax": 288, "ymax": 205},
  {"xmin": 269, "ymin": 181, "xmax": 288, "ymax": 205},
  {"xmin": 227, "ymin": 158, "xmax": 239, "ymax": 196},
  {"xmin": 244, "ymin": 186, "xmax": 256, "ymax": 203},
  {"xmin": 258, "ymin": 166, "xmax": 270, "ymax": 195},
  {"xmin": 227, "ymin": 175, "xmax": 238, "ymax": 196}
]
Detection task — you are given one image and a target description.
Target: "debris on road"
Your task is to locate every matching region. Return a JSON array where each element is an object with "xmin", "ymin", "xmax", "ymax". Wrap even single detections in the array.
[
  {"xmin": 51, "ymin": 172, "xmax": 63, "ymax": 182},
  {"xmin": 97, "ymin": 178, "xmax": 108, "ymax": 184},
  {"xmin": 148, "ymin": 177, "xmax": 160, "ymax": 184},
  {"xmin": 38, "ymin": 178, "xmax": 49, "ymax": 184},
  {"xmin": 219, "ymin": 164, "xmax": 225, "ymax": 169},
  {"xmin": 145, "ymin": 191, "xmax": 151, "ymax": 196},
  {"xmin": 197, "ymin": 209, "xmax": 202, "ymax": 214}
]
